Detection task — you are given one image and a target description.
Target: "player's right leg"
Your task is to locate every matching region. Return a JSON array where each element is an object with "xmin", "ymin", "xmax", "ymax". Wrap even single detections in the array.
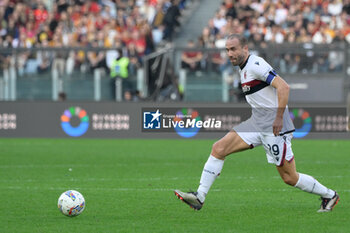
[{"xmin": 174, "ymin": 130, "xmax": 253, "ymax": 210}]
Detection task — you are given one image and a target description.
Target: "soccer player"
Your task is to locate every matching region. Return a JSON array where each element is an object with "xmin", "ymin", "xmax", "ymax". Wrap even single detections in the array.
[{"xmin": 174, "ymin": 34, "xmax": 339, "ymax": 212}]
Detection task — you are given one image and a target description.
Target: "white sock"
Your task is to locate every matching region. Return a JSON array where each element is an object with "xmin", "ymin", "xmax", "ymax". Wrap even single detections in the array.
[
  {"xmin": 294, "ymin": 173, "xmax": 335, "ymax": 198},
  {"xmin": 197, "ymin": 155, "xmax": 224, "ymax": 202}
]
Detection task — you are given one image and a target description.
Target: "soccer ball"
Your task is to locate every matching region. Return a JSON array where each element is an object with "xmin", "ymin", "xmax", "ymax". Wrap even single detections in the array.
[{"xmin": 58, "ymin": 190, "xmax": 85, "ymax": 217}]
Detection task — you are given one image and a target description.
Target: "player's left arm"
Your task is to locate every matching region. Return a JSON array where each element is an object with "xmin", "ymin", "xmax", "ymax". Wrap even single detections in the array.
[{"xmin": 270, "ymin": 75, "xmax": 290, "ymax": 136}]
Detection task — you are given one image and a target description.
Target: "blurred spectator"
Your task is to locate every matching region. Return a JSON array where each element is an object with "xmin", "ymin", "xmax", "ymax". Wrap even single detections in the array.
[
  {"xmin": 132, "ymin": 90, "xmax": 142, "ymax": 101},
  {"xmin": 207, "ymin": 41, "xmax": 230, "ymax": 74},
  {"xmin": 225, "ymin": 0, "xmax": 237, "ymax": 18},
  {"xmin": 58, "ymin": 91, "xmax": 67, "ymax": 101},
  {"xmin": 312, "ymin": 55, "xmax": 329, "ymax": 73},
  {"xmin": 328, "ymin": 0, "xmax": 343, "ymax": 16},
  {"xmin": 198, "ymin": 27, "xmax": 215, "ymax": 48},
  {"xmin": 87, "ymin": 40, "xmax": 107, "ymax": 72},
  {"xmin": 152, "ymin": 3, "xmax": 165, "ymax": 28},
  {"xmin": 37, "ymin": 39, "xmax": 51, "ymax": 73},
  {"xmin": 34, "ymin": 3, "xmax": 49, "ymax": 28},
  {"xmin": 124, "ymin": 90, "xmax": 132, "ymax": 101},
  {"xmin": 162, "ymin": 0, "xmax": 181, "ymax": 41},
  {"xmin": 51, "ymin": 34, "xmax": 68, "ymax": 78},
  {"xmin": 207, "ymin": 18, "xmax": 219, "ymax": 38},
  {"xmin": 328, "ymin": 50, "xmax": 344, "ymax": 72},
  {"xmin": 343, "ymin": 0, "xmax": 350, "ymax": 15},
  {"xmin": 181, "ymin": 40, "xmax": 203, "ymax": 72},
  {"xmin": 127, "ymin": 43, "xmax": 142, "ymax": 77},
  {"xmin": 213, "ymin": 11, "xmax": 227, "ymax": 31},
  {"xmin": 110, "ymin": 48, "xmax": 130, "ymax": 100},
  {"xmin": 279, "ymin": 54, "xmax": 299, "ymax": 74}
]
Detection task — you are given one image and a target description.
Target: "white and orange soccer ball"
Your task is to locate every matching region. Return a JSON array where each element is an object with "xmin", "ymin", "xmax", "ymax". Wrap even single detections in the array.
[{"xmin": 58, "ymin": 190, "xmax": 85, "ymax": 217}]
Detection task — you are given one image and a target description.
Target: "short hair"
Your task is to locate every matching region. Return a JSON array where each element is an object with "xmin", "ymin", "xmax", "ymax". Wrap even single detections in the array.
[
  {"xmin": 226, "ymin": 34, "xmax": 248, "ymax": 47},
  {"xmin": 58, "ymin": 92, "xmax": 66, "ymax": 101},
  {"xmin": 187, "ymin": 39, "xmax": 194, "ymax": 44}
]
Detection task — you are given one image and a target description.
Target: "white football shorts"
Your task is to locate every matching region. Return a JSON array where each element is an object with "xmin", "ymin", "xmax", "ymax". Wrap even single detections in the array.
[{"xmin": 233, "ymin": 120, "xmax": 294, "ymax": 166}]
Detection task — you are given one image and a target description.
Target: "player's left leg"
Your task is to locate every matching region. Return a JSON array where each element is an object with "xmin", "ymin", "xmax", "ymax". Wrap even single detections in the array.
[
  {"xmin": 262, "ymin": 133, "xmax": 339, "ymax": 212},
  {"xmin": 276, "ymin": 159, "xmax": 339, "ymax": 212},
  {"xmin": 276, "ymin": 158, "xmax": 333, "ymax": 196},
  {"xmin": 275, "ymin": 159, "xmax": 298, "ymax": 186}
]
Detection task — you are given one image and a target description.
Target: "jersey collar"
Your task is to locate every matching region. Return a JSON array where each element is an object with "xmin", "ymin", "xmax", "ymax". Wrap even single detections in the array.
[{"xmin": 239, "ymin": 54, "xmax": 250, "ymax": 70}]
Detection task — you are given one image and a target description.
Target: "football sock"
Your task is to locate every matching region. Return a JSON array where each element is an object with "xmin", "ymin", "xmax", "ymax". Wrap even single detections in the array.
[
  {"xmin": 294, "ymin": 173, "xmax": 335, "ymax": 198},
  {"xmin": 197, "ymin": 155, "xmax": 224, "ymax": 203}
]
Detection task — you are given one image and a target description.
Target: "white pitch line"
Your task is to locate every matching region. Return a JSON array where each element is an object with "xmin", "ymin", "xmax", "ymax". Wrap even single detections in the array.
[
  {"xmin": 0, "ymin": 177, "xmax": 186, "ymax": 183},
  {"xmin": 0, "ymin": 175, "xmax": 346, "ymax": 183},
  {"xmin": 1, "ymin": 186, "xmax": 176, "ymax": 192},
  {"xmin": 0, "ymin": 164, "xmax": 129, "ymax": 168},
  {"xmin": 0, "ymin": 163, "xmax": 185, "ymax": 168},
  {"xmin": 2, "ymin": 186, "xmax": 350, "ymax": 193}
]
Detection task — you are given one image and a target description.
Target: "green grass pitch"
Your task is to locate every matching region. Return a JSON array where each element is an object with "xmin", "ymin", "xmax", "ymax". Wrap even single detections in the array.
[{"xmin": 0, "ymin": 138, "xmax": 349, "ymax": 233}]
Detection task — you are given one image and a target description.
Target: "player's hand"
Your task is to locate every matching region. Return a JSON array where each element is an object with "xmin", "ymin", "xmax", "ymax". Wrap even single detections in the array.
[{"xmin": 273, "ymin": 117, "xmax": 283, "ymax": 136}]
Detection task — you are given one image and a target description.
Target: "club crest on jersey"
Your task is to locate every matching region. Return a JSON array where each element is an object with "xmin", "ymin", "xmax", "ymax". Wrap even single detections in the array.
[
  {"xmin": 244, "ymin": 71, "xmax": 247, "ymax": 79},
  {"xmin": 242, "ymin": 84, "xmax": 250, "ymax": 93}
]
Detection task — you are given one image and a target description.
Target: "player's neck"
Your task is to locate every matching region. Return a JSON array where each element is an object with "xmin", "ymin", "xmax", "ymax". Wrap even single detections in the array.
[{"xmin": 239, "ymin": 54, "xmax": 250, "ymax": 70}]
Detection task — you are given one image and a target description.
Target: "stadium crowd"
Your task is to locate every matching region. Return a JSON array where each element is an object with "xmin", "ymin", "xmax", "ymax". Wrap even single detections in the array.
[
  {"xmin": 2, "ymin": 0, "xmax": 349, "ymax": 76},
  {"xmin": 199, "ymin": 0, "xmax": 350, "ymax": 46},
  {"xmin": 1, "ymin": 0, "xmax": 349, "ymax": 101},
  {"xmin": 0, "ymin": 0, "xmax": 186, "ymax": 76},
  {"xmin": 183, "ymin": 0, "xmax": 349, "ymax": 74}
]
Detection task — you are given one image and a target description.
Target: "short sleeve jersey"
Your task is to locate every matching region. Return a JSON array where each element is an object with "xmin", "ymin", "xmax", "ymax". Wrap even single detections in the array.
[{"xmin": 239, "ymin": 54, "xmax": 295, "ymax": 135}]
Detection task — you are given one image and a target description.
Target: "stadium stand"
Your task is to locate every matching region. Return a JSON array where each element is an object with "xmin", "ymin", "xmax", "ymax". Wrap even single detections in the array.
[
  {"xmin": 0, "ymin": 0, "xmax": 201, "ymax": 100},
  {"xmin": 195, "ymin": 0, "xmax": 350, "ymax": 46},
  {"xmin": 0, "ymin": 0, "xmax": 193, "ymax": 72},
  {"xmin": 178, "ymin": 0, "xmax": 350, "ymax": 77},
  {"xmin": 0, "ymin": 0, "xmax": 349, "ymax": 102}
]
